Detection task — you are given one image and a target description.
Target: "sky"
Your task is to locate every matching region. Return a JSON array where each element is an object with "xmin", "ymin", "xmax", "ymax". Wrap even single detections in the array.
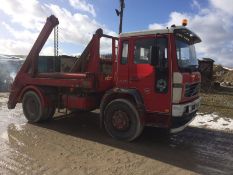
[{"xmin": 0, "ymin": 0, "xmax": 232, "ymax": 67}]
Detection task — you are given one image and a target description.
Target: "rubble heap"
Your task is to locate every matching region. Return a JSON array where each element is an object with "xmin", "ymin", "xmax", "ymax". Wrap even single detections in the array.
[{"xmin": 213, "ymin": 65, "xmax": 233, "ymax": 86}]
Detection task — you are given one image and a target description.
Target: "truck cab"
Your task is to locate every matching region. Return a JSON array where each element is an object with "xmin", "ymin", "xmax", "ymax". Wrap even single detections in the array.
[{"xmin": 111, "ymin": 25, "xmax": 201, "ymax": 134}]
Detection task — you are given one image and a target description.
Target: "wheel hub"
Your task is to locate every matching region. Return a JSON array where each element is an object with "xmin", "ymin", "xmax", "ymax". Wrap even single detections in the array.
[
  {"xmin": 27, "ymin": 98, "xmax": 37, "ymax": 115},
  {"xmin": 112, "ymin": 110, "xmax": 130, "ymax": 131}
]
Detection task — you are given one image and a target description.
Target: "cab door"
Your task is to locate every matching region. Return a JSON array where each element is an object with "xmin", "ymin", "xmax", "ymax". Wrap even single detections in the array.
[
  {"xmin": 129, "ymin": 35, "xmax": 172, "ymax": 113},
  {"xmin": 116, "ymin": 40, "xmax": 129, "ymax": 88}
]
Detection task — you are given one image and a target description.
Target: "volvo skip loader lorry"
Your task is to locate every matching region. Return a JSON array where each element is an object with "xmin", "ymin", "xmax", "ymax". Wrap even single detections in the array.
[{"xmin": 8, "ymin": 15, "xmax": 201, "ymax": 141}]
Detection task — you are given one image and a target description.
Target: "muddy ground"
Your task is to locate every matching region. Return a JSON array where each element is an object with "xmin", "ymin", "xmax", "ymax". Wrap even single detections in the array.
[{"xmin": 0, "ymin": 92, "xmax": 233, "ymax": 175}]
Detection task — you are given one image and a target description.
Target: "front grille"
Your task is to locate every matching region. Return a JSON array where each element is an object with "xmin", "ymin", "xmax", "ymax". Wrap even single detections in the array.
[{"xmin": 185, "ymin": 83, "xmax": 200, "ymax": 97}]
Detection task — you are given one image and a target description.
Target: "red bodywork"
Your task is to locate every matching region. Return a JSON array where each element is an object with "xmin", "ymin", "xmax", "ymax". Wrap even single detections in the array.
[
  {"xmin": 8, "ymin": 15, "xmax": 201, "ymax": 129},
  {"xmin": 8, "ymin": 16, "xmax": 117, "ymax": 111}
]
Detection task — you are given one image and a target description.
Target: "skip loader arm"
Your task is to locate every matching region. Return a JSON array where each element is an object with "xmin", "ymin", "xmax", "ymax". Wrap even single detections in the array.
[{"xmin": 8, "ymin": 15, "xmax": 59, "ymax": 109}]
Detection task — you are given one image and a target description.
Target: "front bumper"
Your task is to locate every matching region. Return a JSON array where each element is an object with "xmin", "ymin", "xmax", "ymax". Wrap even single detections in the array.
[
  {"xmin": 172, "ymin": 97, "xmax": 201, "ymax": 117},
  {"xmin": 170, "ymin": 112, "xmax": 196, "ymax": 133},
  {"xmin": 170, "ymin": 97, "xmax": 201, "ymax": 133}
]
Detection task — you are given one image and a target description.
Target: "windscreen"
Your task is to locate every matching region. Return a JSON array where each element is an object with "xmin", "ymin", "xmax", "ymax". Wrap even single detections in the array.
[{"xmin": 175, "ymin": 36, "xmax": 198, "ymax": 71}]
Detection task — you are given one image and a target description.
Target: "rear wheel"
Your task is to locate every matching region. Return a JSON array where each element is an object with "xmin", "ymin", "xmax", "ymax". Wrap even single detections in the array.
[
  {"xmin": 22, "ymin": 91, "xmax": 55, "ymax": 123},
  {"xmin": 22, "ymin": 91, "xmax": 45, "ymax": 123},
  {"xmin": 104, "ymin": 99, "xmax": 144, "ymax": 141},
  {"xmin": 43, "ymin": 105, "xmax": 56, "ymax": 121}
]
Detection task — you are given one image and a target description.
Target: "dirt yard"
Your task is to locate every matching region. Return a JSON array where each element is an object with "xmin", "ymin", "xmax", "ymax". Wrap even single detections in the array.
[
  {"xmin": 0, "ymin": 93, "xmax": 233, "ymax": 175},
  {"xmin": 200, "ymin": 92, "xmax": 233, "ymax": 119}
]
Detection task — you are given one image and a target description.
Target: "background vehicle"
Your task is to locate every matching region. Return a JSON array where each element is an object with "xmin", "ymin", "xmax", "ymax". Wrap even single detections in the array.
[{"xmin": 8, "ymin": 15, "xmax": 201, "ymax": 141}]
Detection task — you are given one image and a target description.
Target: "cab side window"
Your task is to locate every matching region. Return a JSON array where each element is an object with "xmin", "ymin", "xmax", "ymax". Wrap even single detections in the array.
[
  {"xmin": 154, "ymin": 37, "xmax": 169, "ymax": 94},
  {"xmin": 120, "ymin": 41, "xmax": 128, "ymax": 64},
  {"xmin": 134, "ymin": 38, "xmax": 154, "ymax": 64}
]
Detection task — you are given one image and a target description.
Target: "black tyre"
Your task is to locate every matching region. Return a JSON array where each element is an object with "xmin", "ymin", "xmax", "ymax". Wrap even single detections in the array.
[
  {"xmin": 104, "ymin": 99, "xmax": 144, "ymax": 141},
  {"xmin": 22, "ymin": 91, "xmax": 45, "ymax": 123},
  {"xmin": 42, "ymin": 105, "xmax": 56, "ymax": 121}
]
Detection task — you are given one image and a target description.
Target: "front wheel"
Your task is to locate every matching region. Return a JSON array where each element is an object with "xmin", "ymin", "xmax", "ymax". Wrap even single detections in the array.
[{"xmin": 104, "ymin": 99, "xmax": 144, "ymax": 141}]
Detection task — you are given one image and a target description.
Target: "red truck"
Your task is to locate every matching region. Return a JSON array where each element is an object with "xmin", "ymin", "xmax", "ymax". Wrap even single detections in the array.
[{"xmin": 8, "ymin": 15, "xmax": 201, "ymax": 141}]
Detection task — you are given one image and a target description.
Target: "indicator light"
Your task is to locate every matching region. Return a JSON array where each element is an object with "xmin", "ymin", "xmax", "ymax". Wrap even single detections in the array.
[{"xmin": 182, "ymin": 19, "xmax": 188, "ymax": 26}]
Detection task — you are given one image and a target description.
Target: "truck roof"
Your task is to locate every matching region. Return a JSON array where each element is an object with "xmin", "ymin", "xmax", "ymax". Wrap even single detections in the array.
[
  {"xmin": 120, "ymin": 28, "xmax": 171, "ymax": 37},
  {"xmin": 120, "ymin": 26, "xmax": 201, "ymax": 43}
]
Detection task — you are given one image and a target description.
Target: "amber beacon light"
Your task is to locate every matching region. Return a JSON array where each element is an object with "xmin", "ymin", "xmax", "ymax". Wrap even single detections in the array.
[{"xmin": 182, "ymin": 19, "xmax": 188, "ymax": 26}]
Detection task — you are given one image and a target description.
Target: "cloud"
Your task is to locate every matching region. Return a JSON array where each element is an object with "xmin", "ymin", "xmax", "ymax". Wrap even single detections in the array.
[
  {"xmin": 210, "ymin": 0, "xmax": 233, "ymax": 15},
  {"xmin": 149, "ymin": 0, "xmax": 233, "ymax": 67},
  {"xmin": 1, "ymin": 22, "xmax": 37, "ymax": 41},
  {"xmin": 0, "ymin": 0, "xmax": 116, "ymax": 56},
  {"xmin": 0, "ymin": 39, "xmax": 31, "ymax": 55},
  {"xmin": 191, "ymin": 0, "xmax": 201, "ymax": 10},
  {"xmin": 149, "ymin": 12, "xmax": 189, "ymax": 30},
  {"xmin": 40, "ymin": 46, "xmax": 64, "ymax": 56},
  {"xmin": 0, "ymin": 0, "xmax": 48, "ymax": 30},
  {"xmin": 69, "ymin": 0, "xmax": 96, "ymax": 17}
]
